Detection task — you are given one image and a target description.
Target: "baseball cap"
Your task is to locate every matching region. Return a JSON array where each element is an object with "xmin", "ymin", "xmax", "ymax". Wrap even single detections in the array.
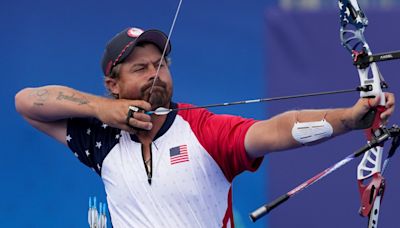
[{"xmin": 101, "ymin": 27, "xmax": 171, "ymax": 76}]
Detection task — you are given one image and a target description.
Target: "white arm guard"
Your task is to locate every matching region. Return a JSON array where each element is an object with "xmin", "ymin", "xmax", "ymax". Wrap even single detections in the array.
[{"xmin": 291, "ymin": 120, "xmax": 333, "ymax": 144}]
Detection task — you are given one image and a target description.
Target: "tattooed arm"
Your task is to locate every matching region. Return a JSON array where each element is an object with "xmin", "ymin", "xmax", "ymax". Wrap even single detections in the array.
[{"xmin": 15, "ymin": 86, "xmax": 152, "ymax": 145}]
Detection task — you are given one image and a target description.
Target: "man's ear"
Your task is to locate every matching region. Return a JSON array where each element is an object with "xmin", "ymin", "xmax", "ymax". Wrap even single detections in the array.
[{"xmin": 104, "ymin": 77, "xmax": 120, "ymax": 96}]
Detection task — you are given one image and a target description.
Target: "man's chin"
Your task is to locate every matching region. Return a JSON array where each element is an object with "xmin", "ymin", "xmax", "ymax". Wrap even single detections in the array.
[{"xmin": 149, "ymin": 95, "xmax": 170, "ymax": 110}]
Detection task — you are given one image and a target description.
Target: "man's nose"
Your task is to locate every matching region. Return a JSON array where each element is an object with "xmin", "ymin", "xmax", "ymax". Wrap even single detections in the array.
[{"xmin": 148, "ymin": 63, "xmax": 158, "ymax": 81}]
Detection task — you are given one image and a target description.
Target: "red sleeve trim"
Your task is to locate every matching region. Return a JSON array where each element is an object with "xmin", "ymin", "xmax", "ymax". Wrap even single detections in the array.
[{"xmin": 177, "ymin": 103, "xmax": 263, "ymax": 182}]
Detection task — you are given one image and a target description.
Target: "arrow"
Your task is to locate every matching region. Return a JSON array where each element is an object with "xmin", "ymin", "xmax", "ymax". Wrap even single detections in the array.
[{"xmin": 146, "ymin": 87, "xmax": 367, "ymax": 115}]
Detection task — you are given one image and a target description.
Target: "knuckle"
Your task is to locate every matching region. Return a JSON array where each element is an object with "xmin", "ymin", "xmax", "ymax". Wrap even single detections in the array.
[
  {"xmin": 129, "ymin": 118, "xmax": 138, "ymax": 126},
  {"xmin": 141, "ymin": 101, "xmax": 151, "ymax": 109}
]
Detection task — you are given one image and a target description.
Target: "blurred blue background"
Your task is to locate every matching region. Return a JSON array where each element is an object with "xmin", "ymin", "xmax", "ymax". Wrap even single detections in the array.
[{"xmin": 1, "ymin": 0, "xmax": 399, "ymax": 227}]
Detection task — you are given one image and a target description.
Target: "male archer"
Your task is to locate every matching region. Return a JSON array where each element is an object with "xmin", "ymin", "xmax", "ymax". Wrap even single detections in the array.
[{"xmin": 15, "ymin": 27, "xmax": 395, "ymax": 227}]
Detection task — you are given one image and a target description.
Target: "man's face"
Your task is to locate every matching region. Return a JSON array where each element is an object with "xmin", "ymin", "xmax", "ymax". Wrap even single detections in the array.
[{"xmin": 114, "ymin": 43, "xmax": 173, "ymax": 110}]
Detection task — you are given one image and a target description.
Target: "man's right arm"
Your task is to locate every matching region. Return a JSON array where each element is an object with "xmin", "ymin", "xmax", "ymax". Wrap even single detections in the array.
[{"xmin": 15, "ymin": 85, "xmax": 152, "ymax": 145}]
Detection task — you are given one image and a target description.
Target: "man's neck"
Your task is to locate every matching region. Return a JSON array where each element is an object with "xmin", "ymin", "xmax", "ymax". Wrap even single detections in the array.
[{"xmin": 136, "ymin": 114, "xmax": 167, "ymax": 144}]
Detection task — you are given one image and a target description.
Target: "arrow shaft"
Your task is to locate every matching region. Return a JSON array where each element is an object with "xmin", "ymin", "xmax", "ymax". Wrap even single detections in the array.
[{"xmin": 147, "ymin": 87, "xmax": 360, "ymax": 115}]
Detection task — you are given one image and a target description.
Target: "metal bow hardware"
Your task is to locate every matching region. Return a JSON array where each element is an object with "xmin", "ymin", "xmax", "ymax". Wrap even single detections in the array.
[{"xmin": 249, "ymin": 1, "xmax": 400, "ymax": 227}]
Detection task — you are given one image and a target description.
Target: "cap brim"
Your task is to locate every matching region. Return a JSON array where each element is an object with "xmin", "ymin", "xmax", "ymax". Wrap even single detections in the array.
[{"xmin": 136, "ymin": 30, "xmax": 171, "ymax": 54}]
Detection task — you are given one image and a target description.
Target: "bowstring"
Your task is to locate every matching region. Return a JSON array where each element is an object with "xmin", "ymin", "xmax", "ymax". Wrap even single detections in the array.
[{"xmin": 149, "ymin": 0, "xmax": 183, "ymax": 96}]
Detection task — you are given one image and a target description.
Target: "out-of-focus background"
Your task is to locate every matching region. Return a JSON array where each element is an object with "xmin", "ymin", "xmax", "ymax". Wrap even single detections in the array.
[{"xmin": 1, "ymin": 0, "xmax": 399, "ymax": 227}]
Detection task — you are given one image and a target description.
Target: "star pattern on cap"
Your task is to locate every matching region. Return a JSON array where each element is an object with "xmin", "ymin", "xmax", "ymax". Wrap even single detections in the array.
[
  {"xmin": 96, "ymin": 141, "xmax": 102, "ymax": 149},
  {"xmin": 66, "ymin": 135, "xmax": 72, "ymax": 142},
  {"xmin": 102, "ymin": 123, "xmax": 108, "ymax": 129},
  {"xmin": 86, "ymin": 128, "xmax": 91, "ymax": 135}
]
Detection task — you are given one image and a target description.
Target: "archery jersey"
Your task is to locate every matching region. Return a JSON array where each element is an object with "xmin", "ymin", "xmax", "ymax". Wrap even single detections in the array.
[{"xmin": 67, "ymin": 102, "xmax": 263, "ymax": 228}]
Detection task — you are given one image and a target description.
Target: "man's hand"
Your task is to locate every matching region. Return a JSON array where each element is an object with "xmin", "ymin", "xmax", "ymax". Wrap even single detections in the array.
[
  {"xmin": 95, "ymin": 98, "xmax": 153, "ymax": 133},
  {"xmin": 344, "ymin": 92, "xmax": 395, "ymax": 130}
]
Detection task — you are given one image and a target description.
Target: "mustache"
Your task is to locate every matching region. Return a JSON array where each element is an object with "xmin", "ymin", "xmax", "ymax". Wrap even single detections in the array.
[{"xmin": 141, "ymin": 79, "xmax": 167, "ymax": 94}]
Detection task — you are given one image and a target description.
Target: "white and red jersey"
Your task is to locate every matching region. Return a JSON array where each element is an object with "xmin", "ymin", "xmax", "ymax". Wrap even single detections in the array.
[{"xmin": 67, "ymin": 102, "xmax": 263, "ymax": 228}]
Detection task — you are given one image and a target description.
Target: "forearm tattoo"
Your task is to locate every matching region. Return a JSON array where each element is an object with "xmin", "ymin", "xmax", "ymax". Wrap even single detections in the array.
[
  {"xmin": 56, "ymin": 91, "xmax": 90, "ymax": 105},
  {"xmin": 29, "ymin": 89, "xmax": 49, "ymax": 106}
]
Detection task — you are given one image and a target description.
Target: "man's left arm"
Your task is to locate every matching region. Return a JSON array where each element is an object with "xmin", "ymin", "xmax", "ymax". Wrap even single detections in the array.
[{"xmin": 245, "ymin": 93, "xmax": 395, "ymax": 159}]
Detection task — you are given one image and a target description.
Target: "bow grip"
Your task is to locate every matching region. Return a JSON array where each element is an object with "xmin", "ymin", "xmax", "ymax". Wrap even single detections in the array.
[{"xmin": 364, "ymin": 105, "xmax": 386, "ymax": 142}]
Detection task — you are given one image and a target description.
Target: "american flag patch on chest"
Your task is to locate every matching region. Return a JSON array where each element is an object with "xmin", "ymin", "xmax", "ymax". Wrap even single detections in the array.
[{"xmin": 169, "ymin": 145, "xmax": 189, "ymax": 165}]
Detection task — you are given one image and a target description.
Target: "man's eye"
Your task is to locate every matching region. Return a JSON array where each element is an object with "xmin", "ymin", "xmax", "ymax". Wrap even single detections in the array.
[{"xmin": 134, "ymin": 67, "xmax": 145, "ymax": 72}]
